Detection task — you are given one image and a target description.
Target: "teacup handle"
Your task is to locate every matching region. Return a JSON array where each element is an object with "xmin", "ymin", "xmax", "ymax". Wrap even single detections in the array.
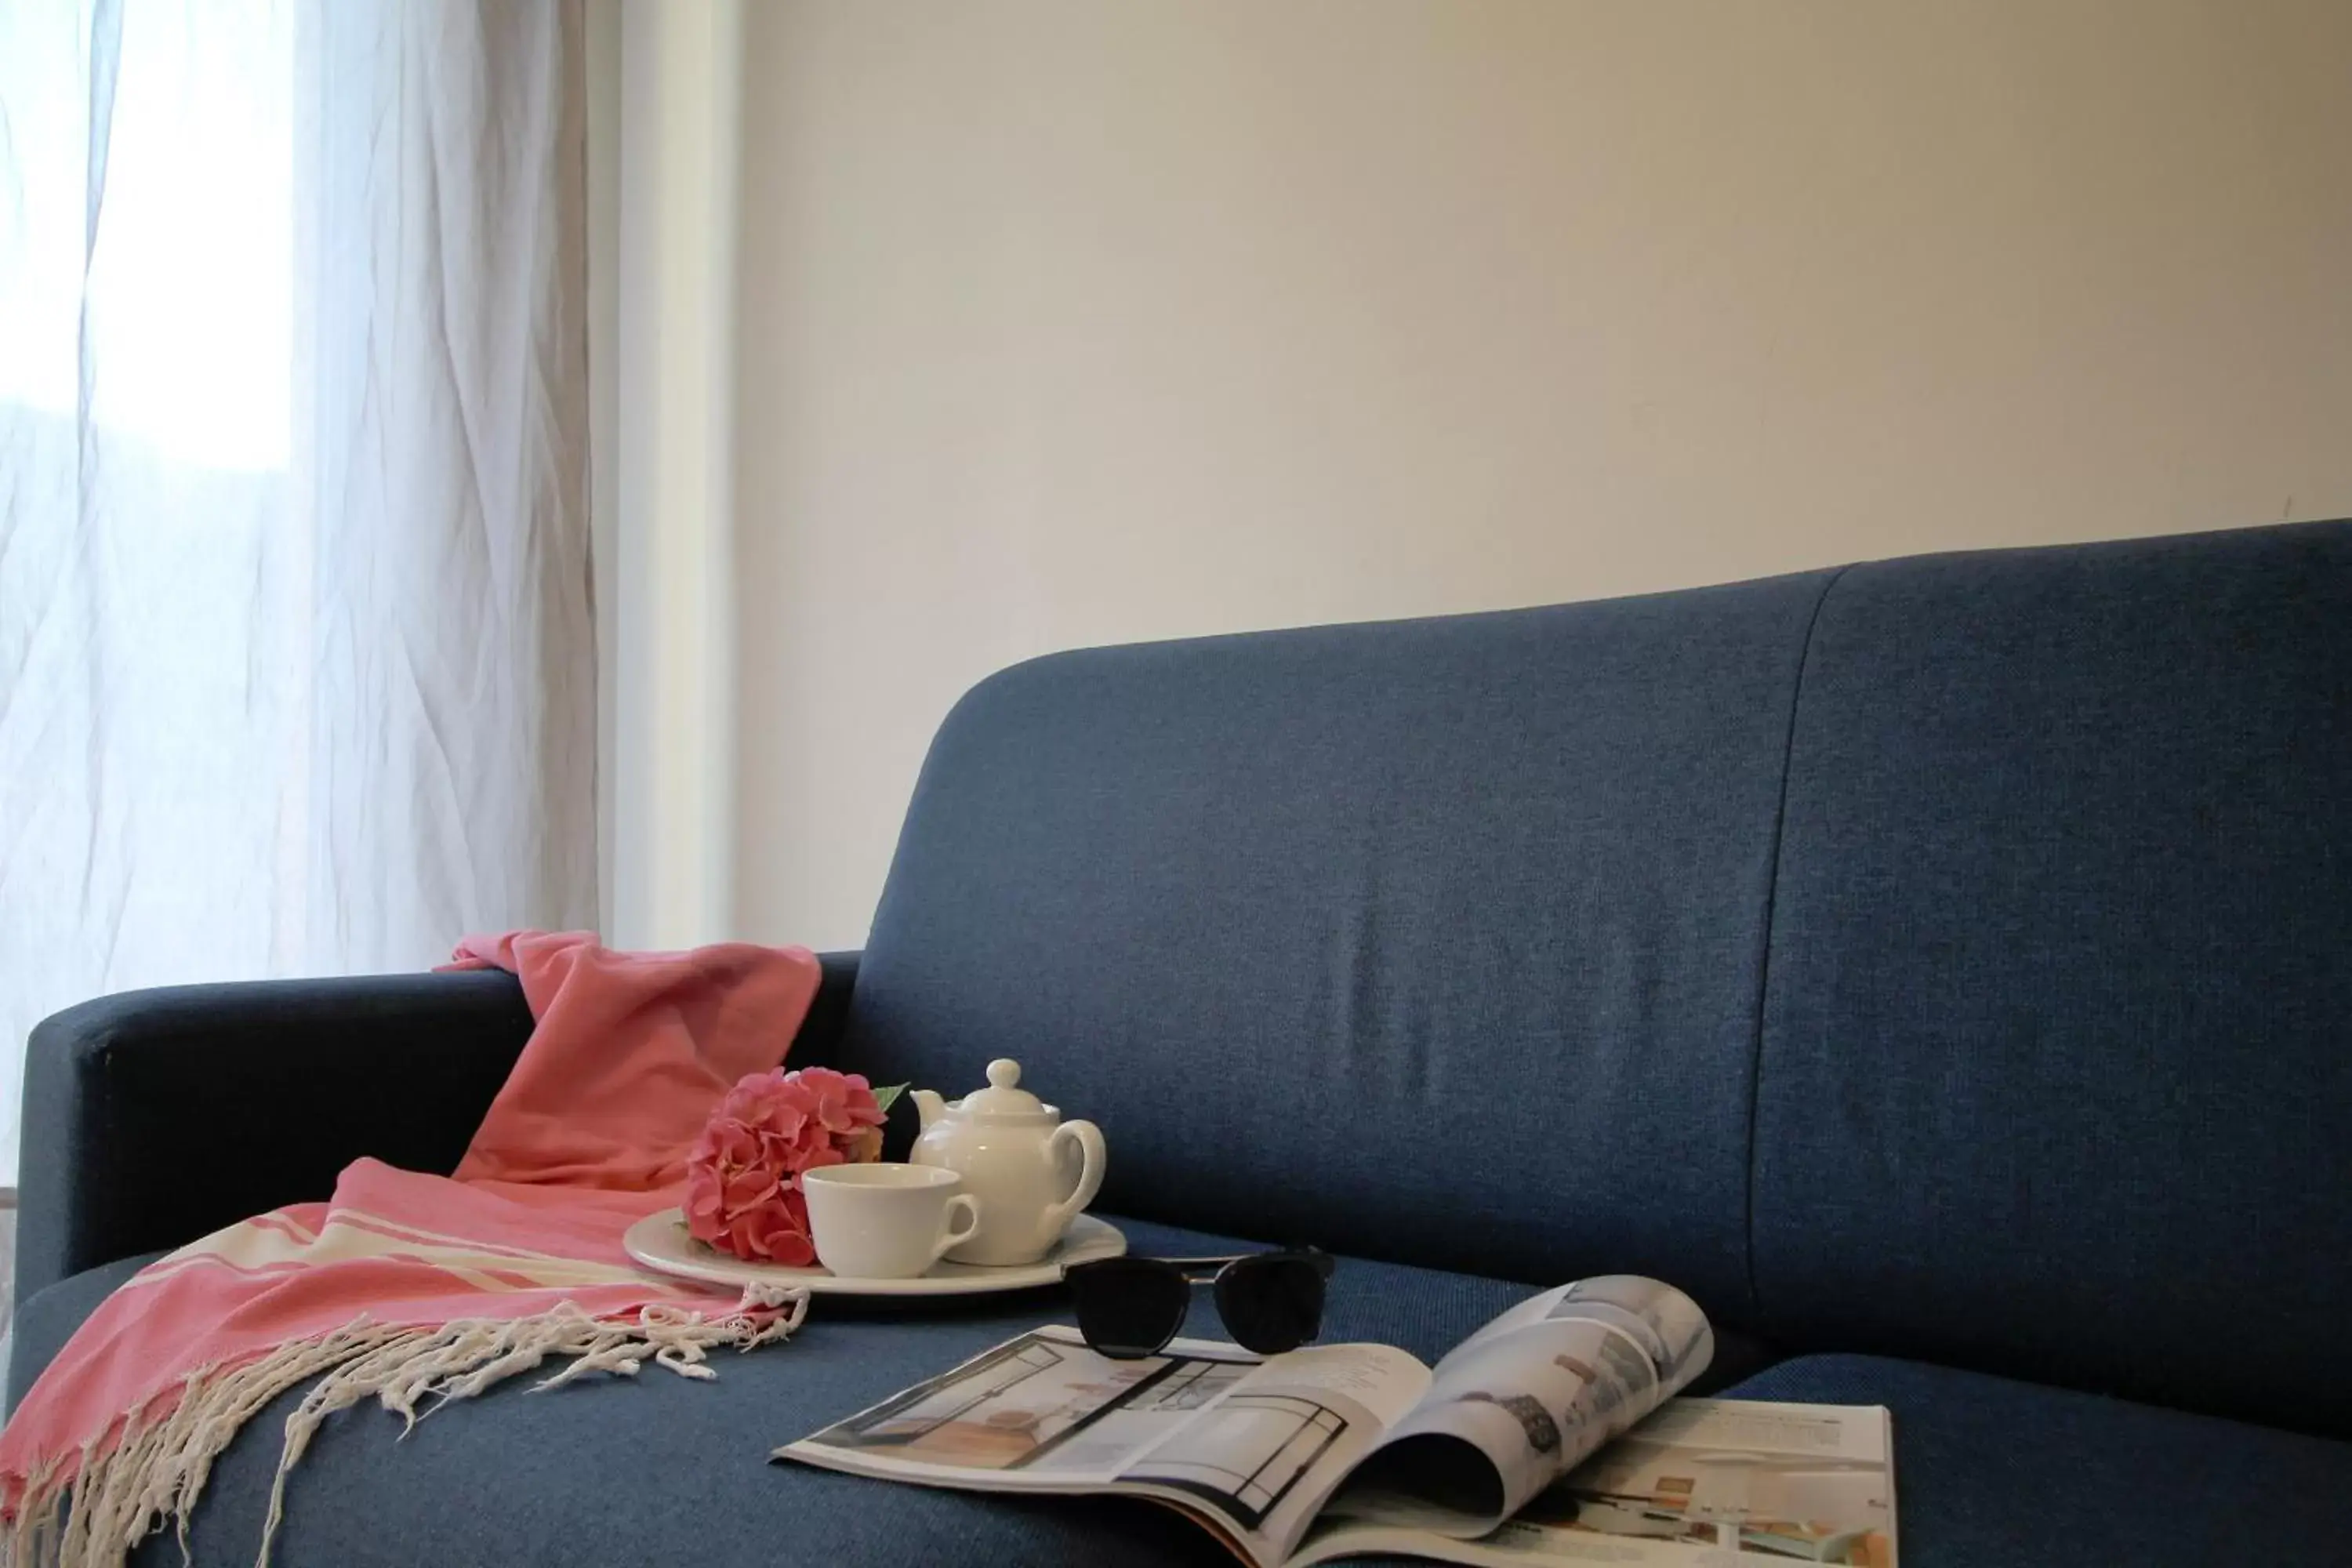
[
  {"xmin": 928, "ymin": 1194, "xmax": 983, "ymax": 1265},
  {"xmin": 1043, "ymin": 1120, "xmax": 1107, "ymax": 1232}
]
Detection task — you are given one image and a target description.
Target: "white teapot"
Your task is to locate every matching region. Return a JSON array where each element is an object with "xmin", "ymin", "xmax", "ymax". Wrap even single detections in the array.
[{"xmin": 909, "ymin": 1058, "xmax": 1106, "ymax": 1266}]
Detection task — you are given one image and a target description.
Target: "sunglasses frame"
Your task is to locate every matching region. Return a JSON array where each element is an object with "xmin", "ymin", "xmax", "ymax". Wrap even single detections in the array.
[{"xmin": 1064, "ymin": 1248, "xmax": 1337, "ymax": 1360}]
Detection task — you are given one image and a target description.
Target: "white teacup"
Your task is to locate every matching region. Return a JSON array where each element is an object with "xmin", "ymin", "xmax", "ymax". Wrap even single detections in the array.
[{"xmin": 802, "ymin": 1163, "xmax": 982, "ymax": 1279}]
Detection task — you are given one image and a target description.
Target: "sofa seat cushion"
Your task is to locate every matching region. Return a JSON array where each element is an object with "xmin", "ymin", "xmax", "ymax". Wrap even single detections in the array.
[
  {"xmin": 1727, "ymin": 1352, "xmax": 2352, "ymax": 1565},
  {"xmin": 13, "ymin": 1217, "xmax": 1623, "ymax": 1568}
]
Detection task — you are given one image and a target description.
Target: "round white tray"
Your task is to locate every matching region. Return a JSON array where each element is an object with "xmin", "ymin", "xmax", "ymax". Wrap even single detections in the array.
[{"xmin": 622, "ymin": 1207, "xmax": 1127, "ymax": 1297}]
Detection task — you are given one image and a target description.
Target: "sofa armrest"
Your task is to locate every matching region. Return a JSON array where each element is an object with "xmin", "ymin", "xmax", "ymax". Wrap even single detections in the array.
[
  {"xmin": 16, "ymin": 971, "xmax": 533, "ymax": 1304},
  {"xmin": 14, "ymin": 952, "xmax": 863, "ymax": 1303}
]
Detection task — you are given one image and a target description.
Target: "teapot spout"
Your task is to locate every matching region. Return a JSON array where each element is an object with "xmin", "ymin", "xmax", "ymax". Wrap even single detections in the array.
[{"xmin": 909, "ymin": 1087, "xmax": 949, "ymax": 1130}]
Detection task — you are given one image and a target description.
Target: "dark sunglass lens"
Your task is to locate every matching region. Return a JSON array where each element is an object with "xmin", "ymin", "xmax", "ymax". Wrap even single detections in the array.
[
  {"xmin": 1215, "ymin": 1254, "xmax": 1329, "ymax": 1356},
  {"xmin": 1069, "ymin": 1259, "xmax": 1191, "ymax": 1359}
]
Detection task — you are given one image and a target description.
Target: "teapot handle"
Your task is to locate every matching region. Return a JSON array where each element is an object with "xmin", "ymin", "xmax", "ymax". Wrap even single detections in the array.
[{"xmin": 1043, "ymin": 1119, "xmax": 1107, "ymax": 1231}]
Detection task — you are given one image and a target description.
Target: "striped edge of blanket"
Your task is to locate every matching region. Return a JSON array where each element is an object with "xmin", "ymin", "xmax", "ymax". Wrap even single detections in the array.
[{"xmin": 1, "ymin": 1285, "xmax": 808, "ymax": 1568}]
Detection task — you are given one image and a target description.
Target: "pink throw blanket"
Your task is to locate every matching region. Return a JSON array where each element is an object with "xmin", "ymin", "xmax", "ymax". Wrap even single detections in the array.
[{"xmin": 0, "ymin": 932, "xmax": 822, "ymax": 1568}]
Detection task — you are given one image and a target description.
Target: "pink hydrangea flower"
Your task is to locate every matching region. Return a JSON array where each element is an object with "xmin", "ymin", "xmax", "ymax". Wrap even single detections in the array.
[{"xmin": 684, "ymin": 1066, "xmax": 889, "ymax": 1264}]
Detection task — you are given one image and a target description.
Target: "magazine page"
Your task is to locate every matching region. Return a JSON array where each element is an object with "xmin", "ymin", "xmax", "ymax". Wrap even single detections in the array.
[
  {"xmin": 774, "ymin": 1327, "xmax": 1432, "ymax": 1568},
  {"xmin": 1114, "ymin": 1338, "xmax": 1433, "ymax": 1566},
  {"xmin": 775, "ymin": 1327, "xmax": 1265, "ymax": 1490},
  {"xmin": 1320, "ymin": 1276, "xmax": 1715, "ymax": 1538},
  {"xmin": 1290, "ymin": 1397, "xmax": 1896, "ymax": 1568}
]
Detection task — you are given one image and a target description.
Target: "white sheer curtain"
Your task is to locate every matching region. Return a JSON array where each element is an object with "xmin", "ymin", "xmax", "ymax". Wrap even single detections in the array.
[{"xmin": 0, "ymin": 0, "xmax": 596, "ymax": 1181}]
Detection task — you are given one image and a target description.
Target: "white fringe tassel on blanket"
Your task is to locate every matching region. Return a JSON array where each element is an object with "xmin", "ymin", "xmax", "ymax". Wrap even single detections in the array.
[{"xmin": 4, "ymin": 1284, "xmax": 809, "ymax": 1568}]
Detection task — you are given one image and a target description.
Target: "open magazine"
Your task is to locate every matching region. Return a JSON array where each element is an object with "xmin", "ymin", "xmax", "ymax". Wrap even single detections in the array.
[{"xmin": 772, "ymin": 1276, "xmax": 1897, "ymax": 1566}]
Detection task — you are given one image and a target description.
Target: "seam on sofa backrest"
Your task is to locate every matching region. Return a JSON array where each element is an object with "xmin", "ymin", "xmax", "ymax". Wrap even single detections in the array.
[{"xmin": 1741, "ymin": 562, "xmax": 1852, "ymax": 1323}]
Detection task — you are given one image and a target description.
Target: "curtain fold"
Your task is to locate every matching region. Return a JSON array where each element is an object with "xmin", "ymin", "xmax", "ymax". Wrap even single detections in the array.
[{"xmin": 0, "ymin": 0, "xmax": 596, "ymax": 1183}]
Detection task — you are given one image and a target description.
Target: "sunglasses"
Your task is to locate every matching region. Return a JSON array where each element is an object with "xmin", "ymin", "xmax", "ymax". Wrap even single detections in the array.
[{"xmin": 1064, "ymin": 1250, "xmax": 1337, "ymax": 1359}]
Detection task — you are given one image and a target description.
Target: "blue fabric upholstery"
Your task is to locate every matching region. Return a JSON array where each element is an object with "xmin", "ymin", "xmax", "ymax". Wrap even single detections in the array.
[
  {"xmin": 837, "ymin": 577, "xmax": 1838, "ymax": 1319},
  {"xmin": 16, "ymin": 972, "xmax": 535, "ymax": 1306},
  {"xmin": 1726, "ymin": 1354, "xmax": 2352, "ymax": 1565},
  {"xmin": 14, "ymin": 956, "xmax": 862, "ymax": 1309},
  {"xmin": 15, "ymin": 518, "xmax": 2352, "ymax": 1565},
  {"xmin": 13, "ymin": 1235, "xmax": 1776, "ymax": 1567},
  {"xmin": 74, "ymin": 1218, "xmax": 1541, "ymax": 1568},
  {"xmin": 1751, "ymin": 521, "xmax": 2352, "ymax": 1436}
]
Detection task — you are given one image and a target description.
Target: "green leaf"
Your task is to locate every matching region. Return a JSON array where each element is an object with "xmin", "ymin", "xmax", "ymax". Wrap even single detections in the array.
[{"xmin": 872, "ymin": 1082, "xmax": 909, "ymax": 1116}]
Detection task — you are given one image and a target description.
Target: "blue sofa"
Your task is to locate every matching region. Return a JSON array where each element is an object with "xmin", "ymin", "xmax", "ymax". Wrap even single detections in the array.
[{"xmin": 13, "ymin": 519, "xmax": 2350, "ymax": 1565}]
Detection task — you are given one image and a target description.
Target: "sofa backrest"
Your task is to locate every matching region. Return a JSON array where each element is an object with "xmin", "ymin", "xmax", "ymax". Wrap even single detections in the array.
[
  {"xmin": 840, "ymin": 518, "xmax": 2352, "ymax": 1436},
  {"xmin": 1751, "ymin": 521, "xmax": 2352, "ymax": 1437},
  {"xmin": 841, "ymin": 573, "xmax": 1835, "ymax": 1321}
]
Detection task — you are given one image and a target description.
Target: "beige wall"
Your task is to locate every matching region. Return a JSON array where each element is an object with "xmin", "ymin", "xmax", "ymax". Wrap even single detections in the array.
[{"xmin": 728, "ymin": 0, "xmax": 2352, "ymax": 950}]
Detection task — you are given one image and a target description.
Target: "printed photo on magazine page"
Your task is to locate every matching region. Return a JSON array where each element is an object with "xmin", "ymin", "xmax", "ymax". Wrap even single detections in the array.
[
  {"xmin": 788, "ymin": 1328, "xmax": 1261, "ymax": 1479},
  {"xmin": 782, "ymin": 1325, "xmax": 1432, "ymax": 1566},
  {"xmin": 1293, "ymin": 1398, "xmax": 1896, "ymax": 1567}
]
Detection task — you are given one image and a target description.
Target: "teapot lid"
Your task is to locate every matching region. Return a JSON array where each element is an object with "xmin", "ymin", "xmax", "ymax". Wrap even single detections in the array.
[{"xmin": 960, "ymin": 1058, "xmax": 1050, "ymax": 1120}]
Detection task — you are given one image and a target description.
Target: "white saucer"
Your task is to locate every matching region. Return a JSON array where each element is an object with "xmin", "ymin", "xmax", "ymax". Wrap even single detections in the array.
[{"xmin": 622, "ymin": 1207, "xmax": 1127, "ymax": 1297}]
